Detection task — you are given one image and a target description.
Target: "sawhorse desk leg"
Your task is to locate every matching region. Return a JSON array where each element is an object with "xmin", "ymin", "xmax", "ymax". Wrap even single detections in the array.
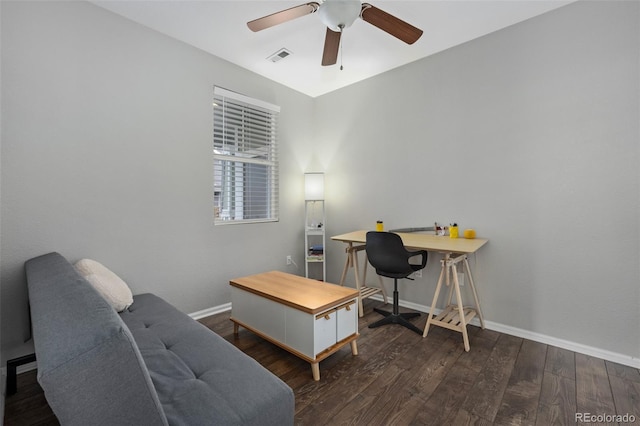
[
  {"xmin": 339, "ymin": 243, "xmax": 388, "ymax": 317},
  {"xmin": 423, "ymin": 253, "xmax": 485, "ymax": 351}
]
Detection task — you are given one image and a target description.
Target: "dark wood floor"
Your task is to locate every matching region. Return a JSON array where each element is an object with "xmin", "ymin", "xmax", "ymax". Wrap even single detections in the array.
[{"xmin": 5, "ymin": 300, "xmax": 640, "ymax": 425}]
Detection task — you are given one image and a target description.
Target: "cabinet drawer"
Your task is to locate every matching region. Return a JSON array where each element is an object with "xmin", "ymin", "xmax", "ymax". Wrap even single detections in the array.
[
  {"xmin": 314, "ymin": 309, "xmax": 337, "ymax": 356},
  {"xmin": 336, "ymin": 299, "xmax": 357, "ymax": 341}
]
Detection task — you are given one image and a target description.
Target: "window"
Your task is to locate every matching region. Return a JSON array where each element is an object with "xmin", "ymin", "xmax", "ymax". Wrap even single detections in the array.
[{"xmin": 213, "ymin": 87, "xmax": 280, "ymax": 224}]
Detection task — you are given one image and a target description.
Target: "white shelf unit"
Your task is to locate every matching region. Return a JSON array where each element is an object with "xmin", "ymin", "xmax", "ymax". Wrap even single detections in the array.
[{"xmin": 305, "ymin": 200, "xmax": 326, "ymax": 281}]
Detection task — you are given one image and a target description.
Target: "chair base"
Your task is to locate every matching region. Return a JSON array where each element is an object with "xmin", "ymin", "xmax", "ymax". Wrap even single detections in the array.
[{"xmin": 369, "ymin": 308, "xmax": 422, "ymax": 335}]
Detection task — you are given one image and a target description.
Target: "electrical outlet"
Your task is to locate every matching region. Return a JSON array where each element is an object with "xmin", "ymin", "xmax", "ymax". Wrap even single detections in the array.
[
  {"xmin": 286, "ymin": 255, "xmax": 292, "ymax": 265},
  {"xmin": 457, "ymin": 272, "xmax": 465, "ymax": 286}
]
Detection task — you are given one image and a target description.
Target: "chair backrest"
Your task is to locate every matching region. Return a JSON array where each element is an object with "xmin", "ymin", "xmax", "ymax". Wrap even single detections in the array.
[{"xmin": 366, "ymin": 231, "xmax": 418, "ymax": 278}]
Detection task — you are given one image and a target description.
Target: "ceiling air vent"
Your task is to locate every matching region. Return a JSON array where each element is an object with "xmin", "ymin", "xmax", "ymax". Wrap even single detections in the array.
[{"xmin": 267, "ymin": 48, "xmax": 292, "ymax": 63}]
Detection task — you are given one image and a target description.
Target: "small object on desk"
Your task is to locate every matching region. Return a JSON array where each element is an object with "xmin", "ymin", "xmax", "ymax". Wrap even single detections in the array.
[
  {"xmin": 449, "ymin": 223, "xmax": 458, "ymax": 238},
  {"xmin": 435, "ymin": 222, "xmax": 446, "ymax": 236},
  {"xmin": 376, "ymin": 220, "xmax": 384, "ymax": 231},
  {"xmin": 388, "ymin": 226, "xmax": 436, "ymax": 233},
  {"xmin": 464, "ymin": 229, "xmax": 476, "ymax": 239}
]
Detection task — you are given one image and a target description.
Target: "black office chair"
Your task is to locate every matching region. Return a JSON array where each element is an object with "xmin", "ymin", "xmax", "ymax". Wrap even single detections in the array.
[{"xmin": 366, "ymin": 231, "xmax": 428, "ymax": 334}]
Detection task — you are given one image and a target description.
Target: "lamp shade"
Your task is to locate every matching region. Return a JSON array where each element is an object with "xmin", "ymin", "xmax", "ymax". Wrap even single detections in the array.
[{"xmin": 304, "ymin": 173, "xmax": 324, "ymax": 200}]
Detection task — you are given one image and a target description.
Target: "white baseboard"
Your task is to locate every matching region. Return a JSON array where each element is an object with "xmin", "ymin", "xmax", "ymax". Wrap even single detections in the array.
[
  {"xmin": 189, "ymin": 302, "xmax": 231, "ymax": 320},
  {"xmin": 369, "ymin": 295, "xmax": 640, "ymax": 369}
]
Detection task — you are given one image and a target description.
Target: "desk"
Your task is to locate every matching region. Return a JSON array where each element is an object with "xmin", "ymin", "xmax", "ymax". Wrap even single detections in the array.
[{"xmin": 332, "ymin": 230, "xmax": 488, "ymax": 351}]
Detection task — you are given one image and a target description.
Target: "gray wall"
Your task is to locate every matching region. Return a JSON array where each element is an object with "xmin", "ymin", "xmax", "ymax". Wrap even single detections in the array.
[
  {"xmin": 316, "ymin": 0, "xmax": 639, "ymax": 361},
  {"xmin": 1, "ymin": 0, "xmax": 638, "ymax": 366},
  {"xmin": 0, "ymin": 1, "xmax": 315, "ymax": 361}
]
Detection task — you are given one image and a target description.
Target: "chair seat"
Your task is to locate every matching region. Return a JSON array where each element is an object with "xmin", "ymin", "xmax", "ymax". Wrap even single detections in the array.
[{"xmin": 375, "ymin": 263, "xmax": 424, "ymax": 279}]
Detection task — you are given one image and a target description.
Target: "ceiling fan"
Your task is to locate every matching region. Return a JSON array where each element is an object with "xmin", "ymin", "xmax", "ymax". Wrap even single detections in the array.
[{"xmin": 247, "ymin": 0, "xmax": 423, "ymax": 66}]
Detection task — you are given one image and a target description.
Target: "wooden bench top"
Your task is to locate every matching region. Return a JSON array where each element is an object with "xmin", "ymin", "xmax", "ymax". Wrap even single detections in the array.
[{"xmin": 230, "ymin": 271, "xmax": 359, "ymax": 314}]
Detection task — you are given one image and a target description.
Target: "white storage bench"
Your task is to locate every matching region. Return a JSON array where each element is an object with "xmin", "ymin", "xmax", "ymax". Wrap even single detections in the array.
[{"xmin": 230, "ymin": 271, "xmax": 359, "ymax": 380}]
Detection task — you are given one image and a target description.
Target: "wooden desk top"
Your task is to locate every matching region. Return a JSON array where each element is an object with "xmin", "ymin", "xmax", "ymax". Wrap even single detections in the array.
[
  {"xmin": 230, "ymin": 271, "xmax": 359, "ymax": 315},
  {"xmin": 331, "ymin": 230, "xmax": 488, "ymax": 254}
]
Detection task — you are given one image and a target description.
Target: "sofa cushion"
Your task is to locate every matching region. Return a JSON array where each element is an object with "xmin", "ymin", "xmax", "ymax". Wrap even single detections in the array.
[
  {"xmin": 75, "ymin": 258, "xmax": 133, "ymax": 312},
  {"xmin": 120, "ymin": 293, "xmax": 295, "ymax": 426}
]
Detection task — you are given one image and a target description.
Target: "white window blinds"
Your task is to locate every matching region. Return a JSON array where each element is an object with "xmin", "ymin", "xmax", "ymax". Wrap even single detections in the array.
[{"xmin": 213, "ymin": 87, "xmax": 280, "ymax": 224}]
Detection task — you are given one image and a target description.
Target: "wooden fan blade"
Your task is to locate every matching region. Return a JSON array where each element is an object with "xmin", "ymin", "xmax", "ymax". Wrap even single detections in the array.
[
  {"xmin": 248, "ymin": 2, "xmax": 320, "ymax": 32},
  {"xmin": 360, "ymin": 3, "xmax": 423, "ymax": 45},
  {"xmin": 321, "ymin": 28, "xmax": 341, "ymax": 66}
]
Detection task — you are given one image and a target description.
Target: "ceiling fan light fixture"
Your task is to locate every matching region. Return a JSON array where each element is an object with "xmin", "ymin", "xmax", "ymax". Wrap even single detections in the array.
[
  {"xmin": 247, "ymin": 0, "xmax": 423, "ymax": 67},
  {"xmin": 318, "ymin": 0, "xmax": 361, "ymax": 32}
]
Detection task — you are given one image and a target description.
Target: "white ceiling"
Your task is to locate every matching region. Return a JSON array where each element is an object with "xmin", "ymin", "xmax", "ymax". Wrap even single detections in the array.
[{"xmin": 91, "ymin": 0, "xmax": 576, "ymax": 98}]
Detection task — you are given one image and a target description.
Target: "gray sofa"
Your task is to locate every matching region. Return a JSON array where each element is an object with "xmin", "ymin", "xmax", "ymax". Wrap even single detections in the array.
[{"xmin": 25, "ymin": 252, "xmax": 294, "ymax": 425}]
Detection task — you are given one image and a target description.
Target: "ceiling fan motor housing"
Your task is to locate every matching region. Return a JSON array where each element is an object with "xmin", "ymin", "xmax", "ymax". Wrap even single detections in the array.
[{"xmin": 318, "ymin": 0, "xmax": 362, "ymax": 31}]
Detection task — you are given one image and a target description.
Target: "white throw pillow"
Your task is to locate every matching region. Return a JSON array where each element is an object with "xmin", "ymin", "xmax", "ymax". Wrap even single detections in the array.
[{"xmin": 74, "ymin": 258, "xmax": 133, "ymax": 312}]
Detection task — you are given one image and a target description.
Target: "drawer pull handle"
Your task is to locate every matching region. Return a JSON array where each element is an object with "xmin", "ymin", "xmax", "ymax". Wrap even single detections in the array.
[
  {"xmin": 346, "ymin": 305, "xmax": 351, "ymax": 311},
  {"xmin": 316, "ymin": 309, "xmax": 336, "ymax": 320}
]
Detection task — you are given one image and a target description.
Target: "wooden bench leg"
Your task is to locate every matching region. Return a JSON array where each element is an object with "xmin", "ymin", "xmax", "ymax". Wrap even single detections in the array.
[
  {"xmin": 350, "ymin": 340, "xmax": 358, "ymax": 356},
  {"xmin": 311, "ymin": 362, "xmax": 320, "ymax": 381}
]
